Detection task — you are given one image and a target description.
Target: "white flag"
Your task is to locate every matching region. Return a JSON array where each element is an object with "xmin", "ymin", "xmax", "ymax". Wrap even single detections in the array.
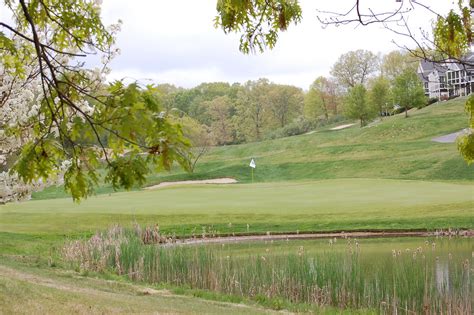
[{"xmin": 249, "ymin": 158, "xmax": 256, "ymax": 168}]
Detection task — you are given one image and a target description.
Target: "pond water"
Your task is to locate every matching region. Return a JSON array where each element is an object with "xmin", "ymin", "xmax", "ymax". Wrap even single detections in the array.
[
  {"xmin": 66, "ymin": 230, "xmax": 473, "ymax": 313},
  {"xmin": 211, "ymin": 236, "xmax": 472, "ymax": 299},
  {"xmin": 212, "ymin": 236, "xmax": 473, "ymax": 258}
]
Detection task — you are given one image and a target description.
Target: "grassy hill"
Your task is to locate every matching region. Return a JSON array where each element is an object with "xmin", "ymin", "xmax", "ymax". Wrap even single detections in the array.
[
  {"xmin": 173, "ymin": 97, "xmax": 472, "ymax": 183},
  {"xmin": 34, "ymin": 96, "xmax": 473, "ymax": 200}
]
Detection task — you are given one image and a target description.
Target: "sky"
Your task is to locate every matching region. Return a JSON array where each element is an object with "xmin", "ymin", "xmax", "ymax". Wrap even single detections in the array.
[{"xmin": 94, "ymin": 1, "xmax": 457, "ymax": 89}]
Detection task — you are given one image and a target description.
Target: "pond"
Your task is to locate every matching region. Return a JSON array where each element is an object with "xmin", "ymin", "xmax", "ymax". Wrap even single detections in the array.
[{"xmin": 64, "ymin": 228, "xmax": 472, "ymax": 313}]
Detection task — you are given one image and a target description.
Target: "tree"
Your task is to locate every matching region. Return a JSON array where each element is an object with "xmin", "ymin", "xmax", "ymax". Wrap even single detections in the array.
[
  {"xmin": 326, "ymin": 78, "xmax": 342, "ymax": 116},
  {"xmin": 344, "ymin": 84, "xmax": 375, "ymax": 127},
  {"xmin": 457, "ymin": 95, "xmax": 474, "ymax": 165},
  {"xmin": 368, "ymin": 76, "xmax": 391, "ymax": 118},
  {"xmin": 176, "ymin": 116, "xmax": 213, "ymax": 172},
  {"xmin": 381, "ymin": 50, "xmax": 418, "ymax": 83},
  {"xmin": 330, "ymin": 50, "xmax": 379, "ymax": 89},
  {"xmin": 267, "ymin": 84, "xmax": 303, "ymax": 127},
  {"xmin": 392, "ymin": 69, "xmax": 426, "ymax": 118},
  {"xmin": 215, "ymin": 0, "xmax": 302, "ymax": 53},
  {"xmin": 188, "ymin": 82, "xmax": 235, "ymax": 125},
  {"xmin": 156, "ymin": 84, "xmax": 182, "ymax": 111},
  {"xmin": 206, "ymin": 96, "xmax": 235, "ymax": 145},
  {"xmin": 0, "ymin": 1, "xmax": 192, "ymax": 201},
  {"xmin": 433, "ymin": 5, "xmax": 472, "ymax": 59},
  {"xmin": 235, "ymin": 79, "xmax": 271, "ymax": 141},
  {"xmin": 304, "ymin": 76, "xmax": 333, "ymax": 120}
]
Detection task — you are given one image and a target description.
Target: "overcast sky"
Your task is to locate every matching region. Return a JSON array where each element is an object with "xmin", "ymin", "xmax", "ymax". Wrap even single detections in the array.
[{"xmin": 98, "ymin": 0, "xmax": 456, "ymax": 89}]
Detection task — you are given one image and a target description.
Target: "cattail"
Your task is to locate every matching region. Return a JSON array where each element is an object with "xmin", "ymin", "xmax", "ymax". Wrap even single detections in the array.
[{"xmin": 462, "ymin": 259, "xmax": 469, "ymax": 270}]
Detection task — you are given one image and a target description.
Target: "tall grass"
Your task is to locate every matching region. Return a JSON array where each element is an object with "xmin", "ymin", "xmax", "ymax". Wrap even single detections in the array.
[{"xmin": 63, "ymin": 225, "xmax": 472, "ymax": 313}]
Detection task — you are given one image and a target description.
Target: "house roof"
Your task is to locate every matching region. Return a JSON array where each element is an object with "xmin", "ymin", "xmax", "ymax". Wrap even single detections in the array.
[
  {"xmin": 418, "ymin": 50, "xmax": 474, "ymax": 81},
  {"xmin": 446, "ymin": 51, "xmax": 474, "ymax": 71},
  {"xmin": 418, "ymin": 60, "xmax": 447, "ymax": 81}
]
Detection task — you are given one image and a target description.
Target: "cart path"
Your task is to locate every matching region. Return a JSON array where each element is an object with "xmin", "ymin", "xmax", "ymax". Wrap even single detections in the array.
[{"xmin": 432, "ymin": 129, "xmax": 469, "ymax": 143}]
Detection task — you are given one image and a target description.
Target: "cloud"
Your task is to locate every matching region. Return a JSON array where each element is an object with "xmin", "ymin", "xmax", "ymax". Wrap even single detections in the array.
[{"xmin": 100, "ymin": 0, "xmax": 457, "ymax": 89}]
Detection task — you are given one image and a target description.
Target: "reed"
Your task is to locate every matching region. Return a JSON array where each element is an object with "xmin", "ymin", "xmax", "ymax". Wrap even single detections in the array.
[{"xmin": 63, "ymin": 225, "xmax": 472, "ymax": 313}]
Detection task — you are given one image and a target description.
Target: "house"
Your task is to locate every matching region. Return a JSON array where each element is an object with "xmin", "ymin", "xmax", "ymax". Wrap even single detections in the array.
[
  {"xmin": 417, "ymin": 52, "xmax": 474, "ymax": 99},
  {"xmin": 417, "ymin": 61, "xmax": 448, "ymax": 99},
  {"xmin": 445, "ymin": 52, "xmax": 474, "ymax": 97}
]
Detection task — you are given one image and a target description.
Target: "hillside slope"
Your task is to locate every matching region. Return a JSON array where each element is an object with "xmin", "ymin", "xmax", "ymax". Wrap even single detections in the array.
[{"xmin": 150, "ymin": 96, "xmax": 473, "ymax": 184}]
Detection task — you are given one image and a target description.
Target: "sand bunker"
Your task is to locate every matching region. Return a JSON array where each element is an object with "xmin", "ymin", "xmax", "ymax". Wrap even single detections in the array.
[
  {"xmin": 330, "ymin": 123, "xmax": 356, "ymax": 131},
  {"xmin": 145, "ymin": 178, "xmax": 237, "ymax": 190}
]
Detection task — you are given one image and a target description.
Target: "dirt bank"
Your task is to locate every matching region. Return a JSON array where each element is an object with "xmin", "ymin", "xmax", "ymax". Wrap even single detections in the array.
[{"xmin": 175, "ymin": 230, "xmax": 473, "ymax": 245}]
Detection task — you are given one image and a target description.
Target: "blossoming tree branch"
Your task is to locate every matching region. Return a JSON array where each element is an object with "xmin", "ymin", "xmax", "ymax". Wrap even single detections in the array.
[{"xmin": 0, "ymin": 0, "xmax": 191, "ymax": 201}]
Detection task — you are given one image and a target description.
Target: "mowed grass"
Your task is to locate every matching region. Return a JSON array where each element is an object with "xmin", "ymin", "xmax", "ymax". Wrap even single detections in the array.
[
  {"xmin": 2, "ymin": 179, "xmax": 473, "ymax": 256},
  {"xmin": 0, "ymin": 259, "xmax": 276, "ymax": 315}
]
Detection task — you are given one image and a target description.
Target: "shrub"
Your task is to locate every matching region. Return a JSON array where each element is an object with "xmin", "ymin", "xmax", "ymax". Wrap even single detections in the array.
[
  {"xmin": 426, "ymin": 97, "xmax": 439, "ymax": 107},
  {"xmin": 265, "ymin": 116, "xmax": 345, "ymax": 140}
]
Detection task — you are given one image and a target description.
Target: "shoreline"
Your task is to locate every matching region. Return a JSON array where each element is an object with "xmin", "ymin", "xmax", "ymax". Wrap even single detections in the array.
[{"xmin": 171, "ymin": 229, "xmax": 474, "ymax": 245}]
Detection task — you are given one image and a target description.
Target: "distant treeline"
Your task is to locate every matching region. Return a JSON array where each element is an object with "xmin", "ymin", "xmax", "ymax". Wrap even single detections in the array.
[{"xmin": 151, "ymin": 49, "xmax": 428, "ymax": 148}]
